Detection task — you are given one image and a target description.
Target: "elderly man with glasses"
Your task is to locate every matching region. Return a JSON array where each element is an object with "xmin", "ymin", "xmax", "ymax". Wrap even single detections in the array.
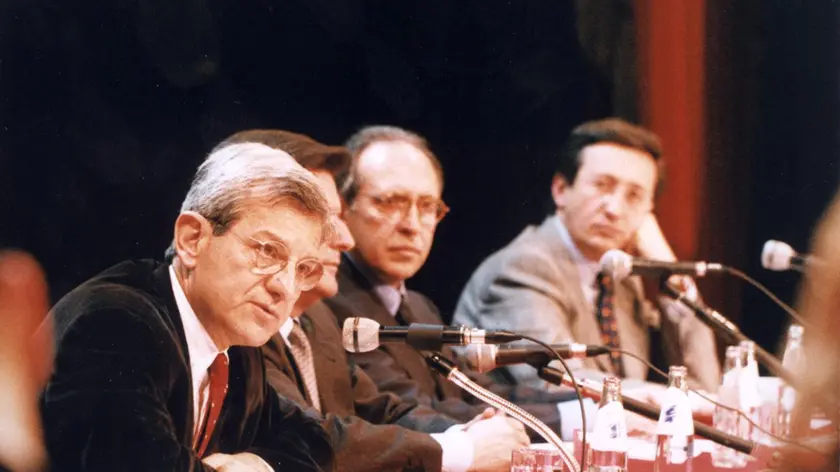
[
  {"xmin": 325, "ymin": 126, "xmax": 579, "ymax": 446},
  {"xmin": 40, "ymin": 143, "xmax": 334, "ymax": 472}
]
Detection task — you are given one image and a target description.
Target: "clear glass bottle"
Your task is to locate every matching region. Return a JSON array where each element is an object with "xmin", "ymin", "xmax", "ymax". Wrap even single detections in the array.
[
  {"xmin": 776, "ymin": 324, "xmax": 804, "ymax": 439},
  {"xmin": 588, "ymin": 376, "xmax": 628, "ymax": 472},
  {"xmin": 654, "ymin": 366, "xmax": 694, "ymax": 472},
  {"xmin": 738, "ymin": 340, "xmax": 764, "ymax": 442},
  {"xmin": 712, "ymin": 346, "xmax": 748, "ymax": 467}
]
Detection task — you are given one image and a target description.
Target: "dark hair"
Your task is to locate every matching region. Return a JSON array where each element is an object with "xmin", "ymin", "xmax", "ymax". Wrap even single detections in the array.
[
  {"xmin": 342, "ymin": 125, "xmax": 444, "ymax": 204},
  {"xmin": 557, "ymin": 118, "xmax": 665, "ymax": 191},
  {"xmin": 217, "ymin": 129, "xmax": 351, "ymax": 177}
]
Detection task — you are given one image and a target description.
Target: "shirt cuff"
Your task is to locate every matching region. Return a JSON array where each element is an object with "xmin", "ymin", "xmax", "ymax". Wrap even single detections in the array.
[
  {"xmin": 558, "ymin": 398, "xmax": 598, "ymax": 441},
  {"xmin": 430, "ymin": 424, "xmax": 475, "ymax": 472}
]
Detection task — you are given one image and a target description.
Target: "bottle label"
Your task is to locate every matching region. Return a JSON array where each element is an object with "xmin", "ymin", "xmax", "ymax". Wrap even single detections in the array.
[
  {"xmin": 590, "ymin": 401, "xmax": 629, "ymax": 452},
  {"xmin": 656, "ymin": 387, "xmax": 695, "ymax": 436},
  {"xmin": 718, "ymin": 369, "xmax": 740, "ymax": 408},
  {"xmin": 738, "ymin": 366, "xmax": 762, "ymax": 409}
]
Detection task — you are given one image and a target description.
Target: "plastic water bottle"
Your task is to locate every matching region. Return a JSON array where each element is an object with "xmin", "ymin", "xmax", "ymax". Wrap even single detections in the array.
[
  {"xmin": 738, "ymin": 341, "xmax": 764, "ymax": 442},
  {"xmin": 587, "ymin": 376, "xmax": 628, "ymax": 472},
  {"xmin": 712, "ymin": 346, "xmax": 747, "ymax": 467},
  {"xmin": 776, "ymin": 324, "xmax": 804, "ymax": 439},
  {"xmin": 654, "ymin": 366, "xmax": 694, "ymax": 472}
]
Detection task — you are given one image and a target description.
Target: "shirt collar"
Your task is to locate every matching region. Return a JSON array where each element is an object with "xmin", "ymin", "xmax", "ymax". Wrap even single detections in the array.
[
  {"xmin": 552, "ymin": 215, "xmax": 602, "ymax": 286},
  {"xmin": 169, "ymin": 266, "xmax": 225, "ymax": 376},
  {"xmin": 279, "ymin": 317, "xmax": 295, "ymax": 342},
  {"xmin": 345, "ymin": 252, "xmax": 407, "ymax": 317}
]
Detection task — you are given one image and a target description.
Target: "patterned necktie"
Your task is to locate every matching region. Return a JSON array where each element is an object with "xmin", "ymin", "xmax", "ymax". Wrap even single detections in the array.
[
  {"xmin": 288, "ymin": 321, "xmax": 322, "ymax": 412},
  {"xmin": 595, "ymin": 272, "xmax": 624, "ymax": 376},
  {"xmin": 195, "ymin": 353, "xmax": 229, "ymax": 458}
]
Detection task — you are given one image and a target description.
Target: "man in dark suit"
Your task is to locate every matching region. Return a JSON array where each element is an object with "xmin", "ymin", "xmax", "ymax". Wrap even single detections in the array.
[
  {"xmin": 40, "ymin": 142, "xmax": 335, "ymax": 471},
  {"xmin": 223, "ymin": 129, "xmax": 530, "ymax": 472},
  {"xmin": 326, "ymin": 125, "xmax": 580, "ymax": 440}
]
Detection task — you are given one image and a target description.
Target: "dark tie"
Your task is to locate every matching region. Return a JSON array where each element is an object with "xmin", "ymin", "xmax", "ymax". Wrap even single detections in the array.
[
  {"xmin": 287, "ymin": 322, "xmax": 322, "ymax": 412},
  {"xmin": 595, "ymin": 272, "xmax": 624, "ymax": 376},
  {"xmin": 195, "ymin": 353, "xmax": 229, "ymax": 458},
  {"xmin": 395, "ymin": 294, "xmax": 414, "ymax": 326}
]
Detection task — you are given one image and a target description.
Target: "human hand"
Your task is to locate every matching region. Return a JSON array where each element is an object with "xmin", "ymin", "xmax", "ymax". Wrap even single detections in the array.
[
  {"xmin": 0, "ymin": 251, "xmax": 52, "ymax": 472},
  {"xmin": 631, "ymin": 213, "xmax": 676, "ymax": 261},
  {"xmin": 465, "ymin": 414, "xmax": 530, "ymax": 471},
  {"xmin": 203, "ymin": 452, "xmax": 273, "ymax": 471}
]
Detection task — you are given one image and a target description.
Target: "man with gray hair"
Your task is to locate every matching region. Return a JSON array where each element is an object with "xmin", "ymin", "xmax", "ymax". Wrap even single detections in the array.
[{"xmin": 41, "ymin": 143, "xmax": 335, "ymax": 471}]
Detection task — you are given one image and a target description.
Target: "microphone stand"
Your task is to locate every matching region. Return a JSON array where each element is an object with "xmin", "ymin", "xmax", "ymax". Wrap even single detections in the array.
[
  {"xmin": 424, "ymin": 352, "xmax": 581, "ymax": 472},
  {"xmin": 535, "ymin": 364, "xmax": 758, "ymax": 455},
  {"xmin": 660, "ymin": 281, "xmax": 796, "ymax": 385},
  {"xmin": 660, "ymin": 281, "xmax": 840, "ymax": 416}
]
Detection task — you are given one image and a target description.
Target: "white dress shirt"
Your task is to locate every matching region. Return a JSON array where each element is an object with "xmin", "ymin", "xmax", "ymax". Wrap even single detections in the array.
[
  {"xmin": 170, "ymin": 267, "xmax": 274, "ymax": 471},
  {"xmin": 169, "ymin": 266, "xmax": 226, "ymax": 436}
]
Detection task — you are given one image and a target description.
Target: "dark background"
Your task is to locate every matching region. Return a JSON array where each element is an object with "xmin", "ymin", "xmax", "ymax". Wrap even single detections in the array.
[{"xmin": 1, "ymin": 1, "xmax": 837, "ymax": 363}]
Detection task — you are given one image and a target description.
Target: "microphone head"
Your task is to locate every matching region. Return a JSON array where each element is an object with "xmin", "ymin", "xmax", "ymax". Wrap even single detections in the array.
[
  {"xmin": 599, "ymin": 249, "xmax": 634, "ymax": 281},
  {"xmin": 761, "ymin": 240, "xmax": 796, "ymax": 271},
  {"xmin": 462, "ymin": 344, "xmax": 498, "ymax": 373},
  {"xmin": 342, "ymin": 317, "xmax": 381, "ymax": 353}
]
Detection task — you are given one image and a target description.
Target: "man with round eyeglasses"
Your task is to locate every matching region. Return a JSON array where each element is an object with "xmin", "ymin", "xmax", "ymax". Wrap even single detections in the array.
[
  {"xmin": 40, "ymin": 142, "xmax": 335, "ymax": 471},
  {"xmin": 326, "ymin": 125, "xmax": 578, "ymax": 450}
]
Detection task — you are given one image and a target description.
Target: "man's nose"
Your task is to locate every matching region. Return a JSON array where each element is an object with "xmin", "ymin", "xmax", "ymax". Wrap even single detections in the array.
[
  {"xmin": 396, "ymin": 203, "xmax": 423, "ymax": 233},
  {"xmin": 332, "ymin": 219, "xmax": 355, "ymax": 251},
  {"xmin": 601, "ymin": 191, "xmax": 628, "ymax": 218},
  {"xmin": 264, "ymin": 265, "xmax": 297, "ymax": 298}
]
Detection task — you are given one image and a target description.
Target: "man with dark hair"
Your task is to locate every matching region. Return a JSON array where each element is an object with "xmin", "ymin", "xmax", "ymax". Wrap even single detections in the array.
[
  {"xmin": 453, "ymin": 118, "xmax": 719, "ymax": 417},
  {"xmin": 238, "ymin": 129, "xmax": 530, "ymax": 472},
  {"xmin": 325, "ymin": 125, "xmax": 580, "ymax": 444},
  {"xmin": 41, "ymin": 143, "xmax": 335, "ymax": 471}
]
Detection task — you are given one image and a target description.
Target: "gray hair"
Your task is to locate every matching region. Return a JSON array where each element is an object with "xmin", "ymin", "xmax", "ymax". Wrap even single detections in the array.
[
  {"xmin": 342, "ymin": 125, "xmax": 444, "ymax": 204},
  {"xmin": 164, "ymin": 142, "xmax": 330, "ymax": 262}
]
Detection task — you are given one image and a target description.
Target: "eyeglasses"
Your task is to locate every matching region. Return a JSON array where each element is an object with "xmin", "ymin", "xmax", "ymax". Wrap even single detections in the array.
[
  {"xmin": 356, "ymin": 192, "xmax": 450, "ymax": 226},
  {"xmin": 229, "ymin": 232, "xmax": 324, "ymax": 291}
]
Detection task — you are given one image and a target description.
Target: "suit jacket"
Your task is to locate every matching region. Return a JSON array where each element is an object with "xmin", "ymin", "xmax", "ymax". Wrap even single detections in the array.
[
  {"xmin": 452, "ymin": 216, "xmax": 720, "ymax": 391},
  {"xmin": 262, "ymin": 301, "xmax": 459, "ymax": 472},
  {"xmin": 40, "ymin": 260, "xmax": 334, "ymax": 472},
  {"xmin": 324, "ymin": 254, "xmax": 576, "ymax": 437}
]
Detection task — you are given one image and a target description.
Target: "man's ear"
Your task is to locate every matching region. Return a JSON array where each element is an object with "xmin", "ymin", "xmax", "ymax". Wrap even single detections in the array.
[
  {"xmin": 550, "ymin": 174, "xmax": 569, "ymax": 211},
  {"xmin": 173, "ymin": 211, "xmax": 212, "ymax": 270}
]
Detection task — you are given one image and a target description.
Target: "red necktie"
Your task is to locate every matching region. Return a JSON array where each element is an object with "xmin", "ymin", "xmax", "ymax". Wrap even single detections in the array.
[
  {"xmin": 195, "ymin": 353, "xmax": 229, "ymax": 458},
  {"xmin": 595, "ymin": 272, "xmax": 625, "ymax": 376}
]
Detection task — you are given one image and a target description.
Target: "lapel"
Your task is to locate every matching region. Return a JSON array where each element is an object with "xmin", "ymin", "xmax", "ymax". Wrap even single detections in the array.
[
  {"xmin": 336, "ymin": 255, "xmax": 440, "ymax": 394},
  {"xmin": 300, "ymin": 307, "xmax": 340, "ymax": 412},
  {"xmin": 266, "ymin": 333, "xmax": 311, "ymax": 407},
  {"xmin": 532, "ymin": 218, "xmax": 614, "ymax": 373},
  {"xmin": 150, "ymin": 262, "xmax": 198, "ymax": 446}
]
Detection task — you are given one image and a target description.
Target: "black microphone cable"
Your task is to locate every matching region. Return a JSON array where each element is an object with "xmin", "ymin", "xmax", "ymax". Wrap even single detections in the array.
[
  {"xmin": 513, "ymin": 334, "xmax": 589, "ymax": 457},
  {"xmin": 721, "ymin": 266, "xmax": 814, "ymax": 332}
]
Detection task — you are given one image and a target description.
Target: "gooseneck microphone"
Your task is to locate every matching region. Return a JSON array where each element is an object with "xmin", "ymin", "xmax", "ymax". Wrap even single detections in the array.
[
  {"xmin": 599, "ymin": 249, "xmax": 724, "ymax": 282},
  {"xmin": 341, "ymin": 317, "xmax": 522, "ymax": 353},
  {"xmin": 464, "ymin": 343, "xmax": 610, "ymax": 373},
  {"xmin": 761, "ymin": 240, "xmax": 813, "ymax": 272},
  {"xmin": 424, "ymin": 353, "xmax": 580, "ymax": 472}
]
